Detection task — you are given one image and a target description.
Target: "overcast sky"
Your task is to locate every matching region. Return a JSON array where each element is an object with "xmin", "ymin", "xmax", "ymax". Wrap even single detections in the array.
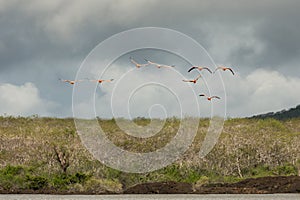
[{"xmin": 0, "ymin": 0, "xmax": 300, "ymax": 118}]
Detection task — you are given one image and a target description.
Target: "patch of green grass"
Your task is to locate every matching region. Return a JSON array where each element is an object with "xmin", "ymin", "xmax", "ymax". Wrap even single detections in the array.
[
  {"xmin": 25, "ymin": 175, "xmax": 48, "ymax": 190},
  {"xmin": 274, "ymin": 163, "xmax": 297, "ymax": 176},
  {"xmin": 0, "ymin": 165, "xmax": 93, "ymax": 191},
  {"xmin": 241, "ymin": 163, "xmax": 297, "ymax": 178},
  {"xmin": 1, "ymin": 165, "xmax": 24, "ymax": 176},
  {"xmin": 149, "ymin": 165, "xmax": 215, "ymax": 184},
  {"xmin": 242, "ymin": 165, "xmax": 273, "ymax": 177},
  {"xmin": 83, "ymin": 177, "xmax": 123, "ymax": 193},
  {"xmin": 257, "ymin": 118, "xmax": 287, "ymax": 132},
  {"xmin": 0, "ymin": 165, "xmax": 27, "ymax": 190},
  {"xmin": 49, "ymin": 172, "xmax": 91, "ymax": 189}
]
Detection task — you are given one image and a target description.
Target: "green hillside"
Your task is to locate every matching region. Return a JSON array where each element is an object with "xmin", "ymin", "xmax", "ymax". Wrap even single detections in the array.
[
  {"xmin": 250, "ymin": 104, "xmax": 300, "ymax": 120},
  {"xmin": 0, "ymin": 116, "xmax": 299, "ymax": 193}
]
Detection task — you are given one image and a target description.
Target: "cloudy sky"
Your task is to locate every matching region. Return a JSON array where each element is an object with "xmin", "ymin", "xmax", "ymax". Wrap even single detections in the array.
[{"xmin": 0, "ymin": 0, "xmax": 300, "ymax": 118}]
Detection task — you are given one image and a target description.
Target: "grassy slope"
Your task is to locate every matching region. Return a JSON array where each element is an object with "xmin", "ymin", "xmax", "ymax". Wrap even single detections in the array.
[{"xmin": 0, "ymin": 116, "xmax": 299, "ymax": 193}]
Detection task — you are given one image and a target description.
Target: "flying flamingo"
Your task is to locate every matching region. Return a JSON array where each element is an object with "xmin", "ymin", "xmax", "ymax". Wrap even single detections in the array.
[
  {"xmin": 182, "ymin": 74, "xmax": 202, "ymax": 84},
  {"xmin": 130, "ymin": 57, "xmax": 149, "ymax": 68},
  {"xmin": 88, "ymin": 79, "xmax": 114, "ymax": 83},
  {"xmin": 188, "ymin": 66, "xmax": 212, "ymax": 74},
  {"xmin": 213, "ymin": 66, "xmax": 235, "ymax": 75},
  {"xmin": 199, "ymin": 94, "xmax": 221, "ymax": 101},
  {"xmin": 144, "ymin": 59, "xmax": 175, "ymax": 68},
  {"xmin": 59, "ymin": 79, "xmax": 84, "ymax": 85}
]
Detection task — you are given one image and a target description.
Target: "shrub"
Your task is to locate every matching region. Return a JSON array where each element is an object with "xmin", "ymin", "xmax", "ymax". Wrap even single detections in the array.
[
  {"xmin": 242, "ymin": 165, "xmax": 272, "ymax": 177},
  {"xmin": 0, "ymin": 165, "xmax": 26, "ymax": 190},
  {"xmin": 25, "ymin": 175, "xmax": 48, "ymax": 190},
  {"xmin": 84, "ymin": 178, "xmax": 123, "ymax": 193},
  {"xmin": 1, "ymin": 165, "xmax": 24, "ymax": 176},
  {"xmin": 194, "ymin": 176, "xmax": 209, "ymax": 187},
  {"xmin": 275, "ymin": 163, "xmax": 297, "ymax": 176},
  {"xmin": 49, "ymin": 172, "xmax": 90, "ymax": 189},
  {"xmin": 69, "ymin": 172, "xmax": 90, "ymax": 184}
]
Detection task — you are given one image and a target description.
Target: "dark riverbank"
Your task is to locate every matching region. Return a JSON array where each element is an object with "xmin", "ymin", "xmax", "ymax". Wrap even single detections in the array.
[
  {"xmin": 1, "ymin": 176, "xmax": 299, "ymax": 194},
  {"xmin": 125, "ymin": 176, "xmax": 300, "ymax": 194}
]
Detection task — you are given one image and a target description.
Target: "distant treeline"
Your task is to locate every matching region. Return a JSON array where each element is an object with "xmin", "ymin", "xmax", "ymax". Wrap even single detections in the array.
[{"xmin": 250, "ymin": 104, "xmax": 300, "ymax": 120}]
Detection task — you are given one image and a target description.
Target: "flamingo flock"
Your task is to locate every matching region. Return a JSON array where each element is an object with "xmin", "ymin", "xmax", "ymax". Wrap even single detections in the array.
[
  {"xmin": 60, "ymin": 57, "xmax": 235, "ymax": 102},
  {"xmin": 185, "ymin": 62, "xmax": 234, "ymax": 101},
  {"xmin": 59, "ymin": 78, "xmax": 114, "ymax": 85}
]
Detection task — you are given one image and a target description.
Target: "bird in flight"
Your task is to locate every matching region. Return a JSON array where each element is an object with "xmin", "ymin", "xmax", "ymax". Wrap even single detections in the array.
[
  {"xmin": 214, "ymin": 66, "xmax": 235, "ymax": 75},
  {"xmin": 188, "ymin": 66, "xmax": 212, "ymax": 74},
  {"xmin": 88, "ymin": 79, "xmax": 114, "ymax": 83},
  {"xmin": 144, "ymin": 59, "xmax": 175, "ymax": 68},
  {"xmin": 59, "ymin": 79, "xmax": 84, "ymax": 85},
  {"xmin": 199, "ymin": 94, "xmax": 221, "ymax": 101},
  {"xmin": 130, "ymin": 57, "xmax": 149, "ymax": 68},
  {"xmin": 182, "ymin": 74, "xmax": 202, "ymax": 84}
]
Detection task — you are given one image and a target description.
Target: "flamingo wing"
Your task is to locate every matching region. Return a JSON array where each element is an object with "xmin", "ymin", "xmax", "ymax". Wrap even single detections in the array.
[
  {"xmin": 195, "ymin": 74, "xmax": 202, "ymax": 81},
  {"xmin": 59, "ymin": 78, "xmax": 70, "ymax": 82},
  {"xmin": 60, "ymin": 79, "xmax": 72, "ymax": 84},
  {"xmin": 203, "ymin": 67, "xmax": 213, "ymax": 74},
  {"xmin": 102, "ymin": 79, "xmax": 114, "ymax": 82},
  {"xmin": 211, "ymin": 96, "xmax": 221, "ymax": 99},
  {"xmin": 145, "ymin": 59, "xmax": 171, "ymax": 68},
  {"xmin": 188, "ymin": 66, "xmax": 197, "ymax": 72},
  {"xmin": 97, "ymin": 79, "xmax": 114, "ymax": 83},
  {"xmin": 213, "ymin": 67, "xmax": 222, "ymax": 74},
  {"xmin": 130, "ymin": 57, "xmax": 140, "ymax": 66},
  {"xmin": 227, "ymin": 68, "xmax": 235, "ymax": 75},
  {"xmin": 144, "ymin": 59, "xmax": 156, "ymax": 65},
  {"xmin": 162, "ymin": 64, "xmax": 174, "ymax": 68}
]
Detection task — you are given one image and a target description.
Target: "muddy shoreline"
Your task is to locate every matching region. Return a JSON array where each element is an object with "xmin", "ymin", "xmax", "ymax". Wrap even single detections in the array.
[
  {"xmin": 125, "ymin": 176, "xmax": 300, "ymax": 194},
  {"xmin": 1, "ymin": 176, "xmax": 299, "ymax": 195}
]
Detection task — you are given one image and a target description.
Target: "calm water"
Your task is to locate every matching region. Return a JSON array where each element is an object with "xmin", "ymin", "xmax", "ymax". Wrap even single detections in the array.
[{"xmin": 0, "ymin": 194, "xmax": 299, "ymax": 200}]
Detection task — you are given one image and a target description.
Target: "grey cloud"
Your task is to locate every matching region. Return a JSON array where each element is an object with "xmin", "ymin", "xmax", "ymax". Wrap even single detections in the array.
[
  {"xmin": 2, "ymin": 0, "xmax": 299, "ymax": 68},
  {"xmin": 0, "ymin": 0, "xmax": 300, "ymax": 117}
]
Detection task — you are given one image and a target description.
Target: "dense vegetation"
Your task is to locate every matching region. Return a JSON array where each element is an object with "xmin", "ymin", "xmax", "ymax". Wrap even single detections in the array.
[
  {"xmin": 0, "ymin": 116, "xmax": 299, "ymax": 193},
  {"xmin": 250, "ymin": 104, "xmax": 300, "ymax": 120}
]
